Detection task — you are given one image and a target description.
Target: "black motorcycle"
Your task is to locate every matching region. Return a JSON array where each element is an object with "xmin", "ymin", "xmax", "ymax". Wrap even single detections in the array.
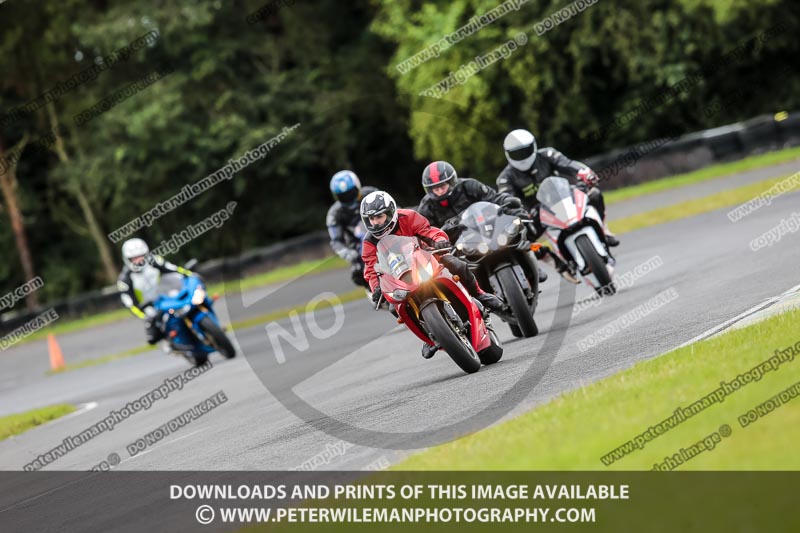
[{"xmin": 448, "ymin": 202, "xmax": 540, "ymax": 338}]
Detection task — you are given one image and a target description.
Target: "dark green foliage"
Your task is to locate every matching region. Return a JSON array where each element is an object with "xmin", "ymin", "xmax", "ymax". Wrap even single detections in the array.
[{"xmin": 0, "ymin": 0, "xmax": 797, "ymax": 300}]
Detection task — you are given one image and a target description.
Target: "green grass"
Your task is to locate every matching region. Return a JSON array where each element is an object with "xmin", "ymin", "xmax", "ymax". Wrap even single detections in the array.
[
  {"xmin": 604, "ymin": 145, "xmax": 800, "ymax": 205},
  {"xmin": 228, "ymin": 288, "xmax": 366, "ymax": 331},
  {"xmin": 45, "ymin": 287, "xmax": 367, "ymax": 375},
  {"xmin": 0, "ymin": 404, "xmax": 76, "ymax": 441},
  {"xmin": 608, "ymin": 173, "xmax": 800, "ymax": 235},
  {"xmin": 14, "ymin": 255, "xmax": 348, "ymax": 349},
  {"xmin": 205, "ymin": 256, "xmax": 347, "ymax": 294},
  {"xmin": 47, "ymin": 343, "xmax": 157, "ymax": 375},
  {"xmin": 19, "ymin": 308, "xmax": 134, "ymax": 347},
  {"xmin": 394, "ymin": 307, "xmax": 800, "ymax": 470}
]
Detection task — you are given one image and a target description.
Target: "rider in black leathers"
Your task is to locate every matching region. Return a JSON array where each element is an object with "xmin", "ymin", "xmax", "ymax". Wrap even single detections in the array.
[
  {"xmin": 416, "ymin": 161, "xmax": 548, "ymax": 283},
  {"xmin": 496, "ymin": 128, "xmax": 619, "ymax": 247},
  {"xmin": 417, "ymin": 161, "xmax": 523, "ymax": 229}
]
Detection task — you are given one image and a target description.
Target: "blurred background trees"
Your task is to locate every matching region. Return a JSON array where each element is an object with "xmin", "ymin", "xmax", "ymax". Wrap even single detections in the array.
[{"xmin": 1, "ymin": 0, "xmax": 798, "ymax": 304}]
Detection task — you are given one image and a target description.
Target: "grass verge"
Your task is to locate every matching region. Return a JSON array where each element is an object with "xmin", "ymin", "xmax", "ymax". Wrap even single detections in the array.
[
  {"xmin": 46, "ymin": 287, "xmax": 367, "ymax": 375},
  {"xmin": 608, "ymin": 172, "xmax": 800, "ymax": 235},
  {"xmin": 227, "ymin": 288, "xmax": 365, "ymax": 331},
  {"xmin": 393, "ymin": 307, "xmax": 800, "ymax": 470},
  {"xmin": 0, "ymin": 404, "xmax": 76, "ymax": 441},
  {"xmin": 604, "ymin": 145, "xmax": 800, "ymax": 205},
  {"xmin": 205, "ymin": 256, "xmax": 347, "ymax": 295},
  {"xmin": 14, "ymin": 256, "xmax": 347, "ymax": 349},
  {"xmin": 47, "ymin": 344, "xmax": 156, "ymax": 375}
]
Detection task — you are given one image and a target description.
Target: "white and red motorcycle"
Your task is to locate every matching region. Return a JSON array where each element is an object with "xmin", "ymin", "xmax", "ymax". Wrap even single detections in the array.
[{"xmin": 536, "ymin": 176, "xmax": 616, "ymax": 295}]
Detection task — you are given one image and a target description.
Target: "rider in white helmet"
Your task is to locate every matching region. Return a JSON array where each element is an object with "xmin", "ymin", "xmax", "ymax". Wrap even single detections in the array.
[
  {"xmin": 497, "ymin": 129, "xmax": 619, "ymax": 283},
  {"xmin": 117, "ymin": 238, "xmax": 194, "ymax": 344},
  {"xmin": 498, "ymin": 129, "xmax": 618, "ymax": 246}
]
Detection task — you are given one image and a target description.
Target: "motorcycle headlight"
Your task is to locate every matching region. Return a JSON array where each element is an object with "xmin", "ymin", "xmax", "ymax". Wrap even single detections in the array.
[
  {"xmin": 497, "ymin": 234, "xmax": 509, "ymax": 246},
  {"xmin": 462, "ymin": 243, "xmax": 478, "ymax": 255},
  {"xmin": 506, "ymin": 219, "xmax": 522, "ymax": 235},
  {"xmin": 390, "ymin": 289, "xmax": 410, "ymax": 301},
  {"xmin": 477, "ymin": 242, "xmax": 490, "ymax": 255},
  {"xmin": 418, "ymin": 261, "xmax": 434, "ymax": 282},
  {"xmin": 191, "ymin": 287, "xmax": 206, "ymax": 305}
]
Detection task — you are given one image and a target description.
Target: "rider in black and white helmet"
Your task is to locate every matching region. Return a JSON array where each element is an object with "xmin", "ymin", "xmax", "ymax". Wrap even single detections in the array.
[
  {"xmin": 360, "ymin": 191, "xmax": 506, "ymax": 359},
  {"xmin": 117, "ymin": 238, "xmax": 194, "ymax": 344}
]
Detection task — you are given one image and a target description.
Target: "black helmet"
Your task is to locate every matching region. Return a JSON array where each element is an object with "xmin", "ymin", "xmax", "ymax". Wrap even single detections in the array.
[
  {"xmin": 360, "ymin": 191, "xmax": 398, "ymax": 239},
  {"xmin": 422, "ymin": 161, "xmax": 459, "ymax": 204}
]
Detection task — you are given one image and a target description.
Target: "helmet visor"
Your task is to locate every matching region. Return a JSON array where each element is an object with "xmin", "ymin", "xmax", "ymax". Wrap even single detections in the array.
[
  {"xmin": 423, "ymin": 175, "xmax": 455, "ymax": 194},
  {"xmin": 336, "ymin": 188, "xmax": 359, "ymax": 205},
  {"xmin": 507, "ymin": 144, "xmax": 535, "ymax": 161}
]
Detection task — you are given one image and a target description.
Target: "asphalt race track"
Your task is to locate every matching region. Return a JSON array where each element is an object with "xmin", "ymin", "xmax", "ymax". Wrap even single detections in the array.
[{"xmin": 1, "ymin": 163, "xmax": 799, "ymax": 473}]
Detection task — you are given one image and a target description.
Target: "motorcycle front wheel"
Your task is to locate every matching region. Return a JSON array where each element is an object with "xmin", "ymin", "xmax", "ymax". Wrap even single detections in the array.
[
  {"xmin": 421, "ymin": 302, "xmax": 480, "ymax": 374},
  {"xmin": 496, "ymin": 266, "xmax": 538, "ymax": 337},
  {"xmin": 200, "ymin": 316, "xmax": 236, "ymax": 358},
  {"xmin": 575, "ymin": 235, "xmax": 615, "ymax": 295}
]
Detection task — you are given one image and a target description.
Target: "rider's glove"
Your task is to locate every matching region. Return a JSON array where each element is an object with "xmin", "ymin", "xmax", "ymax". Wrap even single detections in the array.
[
  {"xmin": 371, "ymin": 287, "xmax": 382, "ymax": 304},
  {"xmin": 502, "ymin": 197, "xmax": 522, "ymax": 209},
  {"xmin": 441, "ymin": 218, "xmax": 460, "ymax": 232},
  {"xmin": 577, "ymin": 167, "xmax": 600, "ymax": 187},
  {"xmin": 433, "ymin": 240, "xmax": 452, "ymax": 250},
  {"xmin": 343, "ymin": 249, "xmax": 360, "ymax": 263}
]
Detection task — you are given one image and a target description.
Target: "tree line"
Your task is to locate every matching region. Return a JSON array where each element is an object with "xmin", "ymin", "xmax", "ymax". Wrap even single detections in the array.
[{"xmin": 1, "ymin": 0, "xmax": 798, "ymax": 308}]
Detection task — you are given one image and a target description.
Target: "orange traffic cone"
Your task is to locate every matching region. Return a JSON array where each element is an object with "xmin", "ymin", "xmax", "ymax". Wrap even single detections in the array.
[{"xmin": 48, "ymin": 334, "xmax": 65, "ymax": 372}]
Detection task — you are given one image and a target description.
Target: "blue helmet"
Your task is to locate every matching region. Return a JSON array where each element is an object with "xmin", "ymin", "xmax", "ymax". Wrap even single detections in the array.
[{"xmin": 330, "ymin": 170, "xmax": 362, "ymax": 208}]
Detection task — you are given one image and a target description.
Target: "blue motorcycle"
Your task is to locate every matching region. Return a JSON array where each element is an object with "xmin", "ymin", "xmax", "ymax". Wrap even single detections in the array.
[{"xmin": 152, "ymin": 273, "xmax": 236, "ymax": 365}]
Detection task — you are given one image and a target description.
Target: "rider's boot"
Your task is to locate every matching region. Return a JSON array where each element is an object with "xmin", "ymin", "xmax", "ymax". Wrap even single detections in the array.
[
  {"xmin": 603, "ymin": 222, "xmax": 620, "ymax": 247},
  {"xmin": 543, "ymin": 249, "xmax": 580, "ymax": 285},
  {"xmin": 557, "ymin": 264, "xmax": 581, "ymax": 284},
  {"xmin": 421, "ymin": 343, "xmax": 439, "ymax": 359},
  {"xmin": 475, "ymin": 292, "xmax": 506, "ymax": 314}
]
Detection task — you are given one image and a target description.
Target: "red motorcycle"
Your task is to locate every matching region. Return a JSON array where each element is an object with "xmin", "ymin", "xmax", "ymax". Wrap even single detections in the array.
[{"xmin": 375, "ymin": 235, "xmax": 503, "ymax": 374}]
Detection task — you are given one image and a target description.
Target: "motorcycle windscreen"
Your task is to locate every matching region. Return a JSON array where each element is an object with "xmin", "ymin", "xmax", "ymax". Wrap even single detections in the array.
[
  {"xmin": 458, "ymin": 201, "xmax": 499, "ymax": 247},
  {"xmin": 376, "ymin": 235, "xmax": 418, "ymax": 279},
  {"xmin": 157, "ymin": 273, "xmax": 186, "ymax": 298},
  {"xmin": 536, "ymin": 176, "xmax": 578, "ymax": 223},
  {"xmin": 460, "ymin": 201, "xmax": 500, "ymax": 233}
]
